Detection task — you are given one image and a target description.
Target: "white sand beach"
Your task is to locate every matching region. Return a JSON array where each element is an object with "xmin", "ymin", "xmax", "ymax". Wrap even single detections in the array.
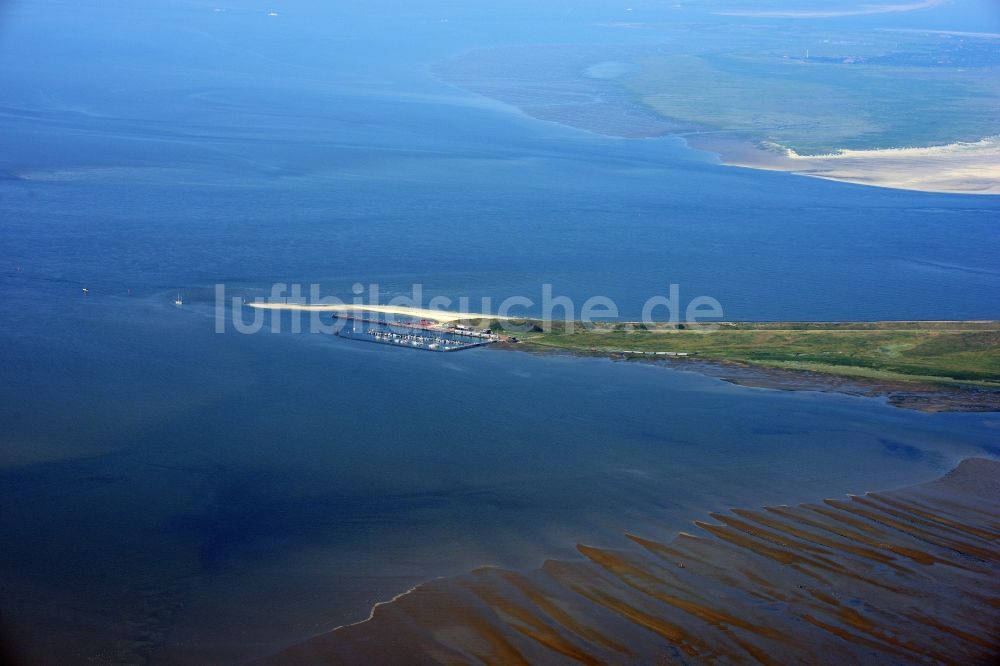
[
  {"xmin": 695, "ymin": 136, "xmax": 1000, "ymax": 195},
  {"xmin": 247, "ymin": 302, "xmax": 502, "ymax": 323}
]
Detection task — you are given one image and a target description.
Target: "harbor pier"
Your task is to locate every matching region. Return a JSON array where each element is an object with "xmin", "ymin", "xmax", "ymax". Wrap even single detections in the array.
[{"xmin": 331, "ymin": 313, "xmax": 503, "ymax": 352}]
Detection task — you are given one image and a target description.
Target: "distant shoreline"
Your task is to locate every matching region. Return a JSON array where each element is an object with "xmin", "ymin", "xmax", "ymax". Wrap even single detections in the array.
[
  {"xmin": 713, "ymin": 0, "xmax": 946, "ymax": 19},
  {"xmin": 432, "ymin": 40, "xmax": 1000, "ymax": 196}
]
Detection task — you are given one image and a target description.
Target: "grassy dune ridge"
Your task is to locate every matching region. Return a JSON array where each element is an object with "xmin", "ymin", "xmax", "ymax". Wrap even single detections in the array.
[{"xmin": 502, "ymin": 320, "xmax": 1000, "ymax": 385}]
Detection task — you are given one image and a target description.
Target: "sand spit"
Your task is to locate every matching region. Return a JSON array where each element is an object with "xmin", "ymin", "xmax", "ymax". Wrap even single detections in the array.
[
  {"xmin": 246, "ymin": 302, "xmax": 502, "ymax": 324},
  {"xmin": 715, "ymin": 0, "xmax": 945, "ymax": 19},
  {"xmin": 265, "ymin": 458, "xmax": 1000, "ymax": 664},
  {"xmin": 695, "ymin": 135, "xmax": 1000, "ymax": 195},
  {"xmin": 883, "ymin": 28, "xmax": 1000, "ymax": 39}
]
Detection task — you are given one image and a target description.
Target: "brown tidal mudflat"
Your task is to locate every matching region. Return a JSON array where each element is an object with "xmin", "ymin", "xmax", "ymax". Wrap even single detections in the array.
[{"xmin": 265, "ymin": 459, "xmax": 1000, "ymax": 665}]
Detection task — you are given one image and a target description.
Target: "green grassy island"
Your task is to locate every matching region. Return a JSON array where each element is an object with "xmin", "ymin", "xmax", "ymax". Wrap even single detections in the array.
[{"xmin": 500, "ymin": 320, "xmax": 1000, "ymax": 388}]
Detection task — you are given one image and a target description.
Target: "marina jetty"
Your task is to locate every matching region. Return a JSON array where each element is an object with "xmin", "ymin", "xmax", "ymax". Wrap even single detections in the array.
[
  {"xmin": 245, "ymin": 302, "xmax": 514, "ymax": 352},
  {"xmin": 335, "ymin": 314, "xmax": 505, "ymax": 352}
]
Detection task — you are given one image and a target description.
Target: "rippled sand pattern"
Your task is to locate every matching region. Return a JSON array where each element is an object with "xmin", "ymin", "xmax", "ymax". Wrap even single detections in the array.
[{"xmin": 267, "ymin": 459, "xmax": 1000, "ymax": 664}]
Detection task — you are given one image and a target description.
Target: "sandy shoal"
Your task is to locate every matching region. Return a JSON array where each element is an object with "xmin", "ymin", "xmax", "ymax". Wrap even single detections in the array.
[
  {"xmin": 247, "ymin": 302, "xmax": 501, "ymax": 323},
  {"xmin": 690, "ymin": 135, "xmax": 1000, "ymax": 195}
]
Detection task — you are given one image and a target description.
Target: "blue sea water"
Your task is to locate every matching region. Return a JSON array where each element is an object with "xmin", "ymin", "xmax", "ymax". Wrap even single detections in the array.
[{"xmin": 1, "ymin": 0, "xmax": 999, "ymax": 662}]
